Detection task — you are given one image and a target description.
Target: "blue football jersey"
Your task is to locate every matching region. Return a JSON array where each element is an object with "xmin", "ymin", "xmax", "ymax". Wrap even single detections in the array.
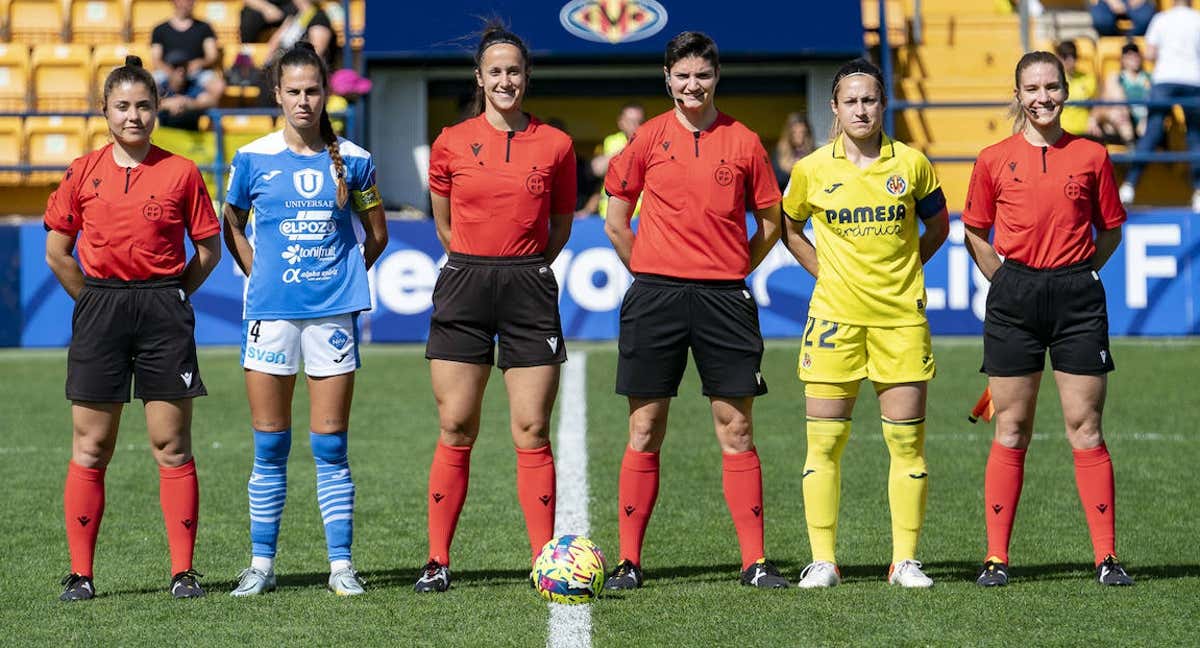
[{"xmin": 226, "ymin": 132, "xmax": 378, "ymax": 319}]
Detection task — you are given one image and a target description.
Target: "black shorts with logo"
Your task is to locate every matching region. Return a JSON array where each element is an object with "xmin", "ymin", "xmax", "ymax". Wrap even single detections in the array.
[
  {"xmin": 66, "ymin": 277, "xmax": 207, "ymax": 402},
  {"xmin": 617, "ymin": 274, "xmax": 768, "ymax": 399},
  {"xmin": 425, "ymin": 252, "xmax": 567, "ymax": 369},
  {"xmin": 982, "ymin": 259, "xmax": 1115, "ymax": 376}
]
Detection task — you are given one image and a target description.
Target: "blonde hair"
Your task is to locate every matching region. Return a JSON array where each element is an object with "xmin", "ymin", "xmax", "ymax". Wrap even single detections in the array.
[
  {"xmin": 1010, "ymin": 50, "xmax": 1068, "ymax": 134},
  {"xmin": 775, "ymin": 112, "xmax": 813, "ymax": 171}
]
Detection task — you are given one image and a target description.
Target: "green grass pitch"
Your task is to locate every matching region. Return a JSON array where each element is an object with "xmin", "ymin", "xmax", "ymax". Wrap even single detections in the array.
[{"xmin": 1, "ymin": 339, "xmax": 1197, "ymax": 646}]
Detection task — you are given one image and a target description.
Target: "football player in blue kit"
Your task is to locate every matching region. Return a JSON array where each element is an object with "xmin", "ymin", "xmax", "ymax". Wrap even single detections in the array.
[{"xmin": 222, "ymin": 42, "xmax": 388, "ymax": 597}]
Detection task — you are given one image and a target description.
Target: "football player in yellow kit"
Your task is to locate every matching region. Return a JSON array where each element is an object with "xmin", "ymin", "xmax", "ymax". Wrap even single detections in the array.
[{"xmin": 781, "ymin": 58, "xmax": 949, "ymax": 589}]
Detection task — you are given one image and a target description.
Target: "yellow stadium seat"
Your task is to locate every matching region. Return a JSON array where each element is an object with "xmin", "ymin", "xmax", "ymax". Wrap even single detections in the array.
[
  {"xmin": 349, "ymin": 0, "xmax": 363, "ymax": 50},
  {"xmin": 130, "ymin": 0, "xmax": 173, "ymax": 44},
  {"xmin": 86, "ymin": 115, "xmax": 109, "ymax": 151},
  {"xmin": 900, "ymin": 44, "xmax": 1013, "ymax": 82},
  {"xmin": 71, "ymin": 0, "xmax": 127, "ymax": 44},
  {"xmin": 0, "ymin": 116, "xmax": 23, "ymax": 185},
  {"xmin": 222, "ymin": 42, "xmax": 272, "ymax": 71},
  {"xmin": 92, "ymin": 42, "xmax": 153, "ymax": 105},
  {"xmin": 0, "ymin": 44, "xmax": 30, "ymax": 112},
  {"xmin": 218, "ymin": 114, "xmax": 275, "ymax": 134},
  {"xmin": 196, "ymin": 0, "xmax": 239, "ymax": 45},
  {"xmin": 862, "ymin": 0, "xmax": 907, "ymax": 47},
  {"xmin": 26, "ymin": 115, "xmax": 87, "ymax": 183},
  {"xmin": 8, "ymin": 0, "xmax": 66, "ymax": 43},
  {"xmin": 897, "ymin": 107, "xmax": 1011, "ymax": 151},
  {"xmin": 31, "ymin": 44, "xmax": 92, "ymax": 112},
  {"xmin": 1097, "ymin": 36, "xmax": 1153, "ymax": 81}
]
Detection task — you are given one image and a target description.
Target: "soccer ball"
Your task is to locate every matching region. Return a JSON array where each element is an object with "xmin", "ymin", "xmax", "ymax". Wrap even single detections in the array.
[{"xmin": 532, "ymin": 535, "xmax": 607, "ymax": 604}]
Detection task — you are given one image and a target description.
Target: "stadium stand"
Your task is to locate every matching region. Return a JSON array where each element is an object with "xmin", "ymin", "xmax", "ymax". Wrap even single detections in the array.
[
  {"xmin": 0, "ymin": 115, "xmax": 22, "ymax": 184},
  {"xmin": 130, "ymin": 0, "xmax": 174, "ymax": 43},
  {"xmin": 8, "ymin": 0, "xmax": 64, "ymax": 43},
  {"xmin": 196, "ymin": 0, "xmax": 240, "ymax": 45},
  {"xmin": 0, "ymin": 43, "xmax": 30, "ymax": 111},
  {"xmin": 26, "ymin": 115, "xmax": 86, "ymax": 183},
  {"xmin": 31, "ymin": 44, "xmax": 92, "ymax": 112},
  {"xmin": 70, "ymin": 0, "xmax": 127, "ymax": 44}
]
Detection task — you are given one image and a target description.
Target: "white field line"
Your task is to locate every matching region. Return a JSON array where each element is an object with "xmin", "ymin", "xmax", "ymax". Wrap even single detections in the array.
[{"xmin": 547, "ymin": 352, "xmax": 592, "ymax": 648}]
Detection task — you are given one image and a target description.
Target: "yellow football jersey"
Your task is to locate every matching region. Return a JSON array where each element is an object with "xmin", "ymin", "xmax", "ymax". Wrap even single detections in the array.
[{"xmin": 782, "ymin": 134, "xmax": 945, "ymax": 327}]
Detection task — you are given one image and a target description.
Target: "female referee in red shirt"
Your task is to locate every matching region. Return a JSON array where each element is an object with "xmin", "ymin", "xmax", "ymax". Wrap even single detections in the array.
[
  {"xmin": 963, "ymin": 50, "xmax": 1133, "ymax": 587},
  {"xmin": 602, "ymin": 31, "xmax": 786, "ymax": 590},
  {"xmin": 415, "ymin": 23, "xmax": 576, "ymax": 593},
  {"xmin": 45, "ymin": 56, "xmax": 221, "ymax": 601}
]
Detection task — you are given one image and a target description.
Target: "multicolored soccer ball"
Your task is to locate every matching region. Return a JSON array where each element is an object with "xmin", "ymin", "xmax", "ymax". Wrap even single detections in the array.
[{"xmin": 532, "ymin": 535, "xmax": 607, "ymax": 604}]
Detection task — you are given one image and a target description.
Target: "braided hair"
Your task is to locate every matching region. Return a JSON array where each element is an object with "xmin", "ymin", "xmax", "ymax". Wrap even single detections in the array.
[{"xmin": 274, "ymin": 42, "xmax": 348, "ymax": 209}]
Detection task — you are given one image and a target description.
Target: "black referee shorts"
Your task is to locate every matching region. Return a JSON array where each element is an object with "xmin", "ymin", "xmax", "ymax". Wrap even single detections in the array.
[
  {"xmin": 67, "ymin": 277, "xmax": 207, "ymax": 402},
  {"xmin": 617, "ymin": 274, "xmax": 768, "ymax": 399},
  {"xmin": 982, "ymin": 259, "xmax": 1115, "ymax": 376},
  {"xmin": 425, "ymin": 252, "xmax": 567, "ymax": 369}
]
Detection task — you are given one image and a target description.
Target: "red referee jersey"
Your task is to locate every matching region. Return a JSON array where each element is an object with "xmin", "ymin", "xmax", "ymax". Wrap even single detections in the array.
[
  {"xmin": 604, "ymin": 110, "xmax": 781, "ymax": 280},
  {"xmin": 428, "ymin": 114, "xmax": 576, "ymax": 257},
  {"xmin": 43, "ymin": 144, "xmax": 219, "ymax": 280},
  {"xmin": 962, "ymin": 133, "xmax": 1126, "ymax": 269}
]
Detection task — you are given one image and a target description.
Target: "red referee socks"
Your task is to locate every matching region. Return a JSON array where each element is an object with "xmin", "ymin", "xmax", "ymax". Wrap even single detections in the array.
[
  {"xmin": 722, "ymin": 448, "xmax": 766, "ymax": 571},
  {"xmin": 64, "ymin": 461, "xmax": 105, "ymax": 577},
  {"xmin": 1072, "ymin": 443, "xmax": 1117, "ymax": 566},
  {"xmin": 516, "ymin": 444, "xmax": 556, "ymax": 560},
  {"xmin": 427, "ymin": 441, "xmax": 472, "ymax": 565},
  {"xmin": 617, "ymin": 447, "xmax": 660, "ymax": 567},
  {"xmin": 159, "ymin": 459, "xmax": 199, "ymax": 575},
  {"xmin": 984, "ymin": 441, "xmax": 1026, "ymax": 564}
]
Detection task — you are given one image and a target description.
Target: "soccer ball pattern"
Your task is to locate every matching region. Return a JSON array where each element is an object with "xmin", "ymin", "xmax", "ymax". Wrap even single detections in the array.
[{"xmin": 533, "ymin": 535, "xmax": 606, "ymax": 604}]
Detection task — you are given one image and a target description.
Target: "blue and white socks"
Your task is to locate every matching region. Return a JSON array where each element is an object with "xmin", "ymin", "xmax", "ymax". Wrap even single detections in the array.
[
  {"xmin": 249, "ymin": 429, "xmax": 291, "ymax": 574},
  {"xmin": 246, "ymin": 429, "xmax": 357, "ymax": 577},
  {"xmin": 311, "ymin": 431, "xmax": 355, "ymax": 572}
]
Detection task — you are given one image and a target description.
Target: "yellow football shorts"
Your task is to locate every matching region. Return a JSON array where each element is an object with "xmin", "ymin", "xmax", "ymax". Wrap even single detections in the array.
[{"xmin": 796, "ymin": 317, "xmax": 935, "ymax": 385}]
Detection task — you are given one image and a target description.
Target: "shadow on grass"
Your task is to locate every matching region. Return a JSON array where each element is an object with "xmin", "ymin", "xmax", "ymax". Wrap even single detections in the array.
[{"xmin": 912, "ymin": 560, "xmax": 1200, "ymax": 584}]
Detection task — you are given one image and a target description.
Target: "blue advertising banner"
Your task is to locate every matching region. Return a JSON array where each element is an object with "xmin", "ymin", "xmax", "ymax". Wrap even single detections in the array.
[
  {"xmin": 11, "ymin": 212, "xmax": 1199, "ymax": 347},
  {"xmin": 363, "ymin": 1, "xmax": 863, "ymax": 60}
]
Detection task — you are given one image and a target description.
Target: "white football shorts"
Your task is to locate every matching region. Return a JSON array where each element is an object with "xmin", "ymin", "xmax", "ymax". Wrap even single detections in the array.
[{"xmin": 241, "ymin": 314, "xmax": 360, "ymax": 377}]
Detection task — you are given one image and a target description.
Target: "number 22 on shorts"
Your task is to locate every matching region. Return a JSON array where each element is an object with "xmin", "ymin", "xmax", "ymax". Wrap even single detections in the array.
[{"xmin": 803, "ymin": 317, "xmax": 838, "ymax": 349}]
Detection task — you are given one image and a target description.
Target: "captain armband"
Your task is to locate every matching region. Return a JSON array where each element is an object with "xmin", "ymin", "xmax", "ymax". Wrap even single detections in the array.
[{"xmin": 351, "ymin": 185, "xmax": 382, "ymax": 212}]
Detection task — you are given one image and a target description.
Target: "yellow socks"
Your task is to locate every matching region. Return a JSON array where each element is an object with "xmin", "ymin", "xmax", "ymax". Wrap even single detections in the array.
[
  {"xmin": 882, "ymin": 417, "xmax": 928, "ymax": 564},
  {"xmin": 803, "ymin": 417, "xmax": 852, "ymax": 564}
]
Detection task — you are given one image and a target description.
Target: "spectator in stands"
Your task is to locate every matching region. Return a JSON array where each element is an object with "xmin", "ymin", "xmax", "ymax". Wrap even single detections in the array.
[
  {"xmin": 158, "ymin": 50, "xmax": 221, "ymax": 131},
  {"xmin": 773, "ymin": 112, "xmax": 815, "ymax": 189},
  {"xmin": 1090, "ymin": 0, "xmax": 1156, "ymax": 37},
  {"xmin": 1056, "ymin": 41, "xmax": 1101, "ymax": 139},
  {"xmin": 1099, "ymin": 42, "xmax": 1151, "ymax": 145},
  {"xmin": 241, "ymin": 0, "xmax": 290, "ymax": 44},
  {"xmin": 151, "ymin": 0, "xmax": 225, "ymax": 111},
  {"xmin": 589, "ymin": 102, "xmax": 644, "ymax": 218},
  {"xmin": 1118, "ymin": 0, "xmax": 1200, "ymax": 212},
  {"xmin": 266, "ymin": 0, "xmax": 340, "ymax": 69}
]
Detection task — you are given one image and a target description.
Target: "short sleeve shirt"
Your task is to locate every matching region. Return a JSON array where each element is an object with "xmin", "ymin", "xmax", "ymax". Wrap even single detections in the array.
[
  {"xmin": 151, "ymin": 19, "xmax": 216, "ymax": 61},
  {"xmin": 226, "ymin": 132, "xmax": 381, "ymax": 319},
  {"xmin": 44, "ymin": 144, "xmax": 219, "ymax": 280},
  {"xmin": 962, "ymin": 133, "xmax": 1125, "ymax": 269},
  {"xmin": 604, "ymin": 111, "xmax": 781, "ymax": 280},
  {"xmin": 428, "ymin": 114, "xmax": 576, "ymax": 257},
  {"xmin": 782, "ymin": 134, "xmax": 946, "ymax": 326}
]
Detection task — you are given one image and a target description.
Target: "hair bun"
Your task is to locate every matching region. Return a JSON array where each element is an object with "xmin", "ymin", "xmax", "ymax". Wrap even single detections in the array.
[
  {"xmin": 124, "ymin": 55, "xmax": 143, "ymax": 68},
  {"xmin": 294, "ymin": 41, "xmax": 317, "ymax": 53}
]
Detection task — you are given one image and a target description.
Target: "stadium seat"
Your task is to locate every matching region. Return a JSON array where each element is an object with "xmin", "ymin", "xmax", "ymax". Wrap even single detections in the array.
[
  {"xmin": 900, "ymin": 43, "xmax": 1013, "ymax": 82},
  {"xmin": 349, "ymin": 0, "xmax": 363, "ymax": 50},
  {"xmin": 31, "ymin": 44, "xmax": 92, "ymax": 112},
  {"xmin": 217, "ymin": 113, "xmax": 274, "ymax": 134},
  {"xmin": 92, "ymin": 42, "xmax": 153, "ymax": 105},
  {"xmin": 8, "ymin": 0, "xmax": 66, "ymax": 43},
  {"xmin": 221, "ymin": 41, "xmax": 272, "ymax": 71},
  {"xmin": 0, "ymin": 116, "xmax": 23, "ymax": 184},
  {"xmin": 71, "ymin": 0, "xmax": 127, "ymax": 44},
  {"xmin": 196, "ymin": 0, "xmax": 239, "ymax": 46},
  {"xmin": 86, "ymin": 114, "xmax": 109, "ymax": 151},
  {"xmin": 897, "ymin": 107, "xmax": 1011, "ymax": 151},
  {"xmin": 1097, "ymin": 36, "xmax": 1153, "ymax": 80},
  {"xmin": 222, "ymin": 42, "xmax": 271, "ymax": 104},
  {"xmin": 862, "ymin": 0, "xmax": 907, "ymax": 47},
  {"xmin": 25, "ymin": 115, "xmax": 86, "ymax": 183},
  {"xmin": 0, "ymin": 44, "xmax": 31, "ymax": 112},
  {"xmin": 130, "ymin": 0, "xmax": 173, "ymax": 44}
]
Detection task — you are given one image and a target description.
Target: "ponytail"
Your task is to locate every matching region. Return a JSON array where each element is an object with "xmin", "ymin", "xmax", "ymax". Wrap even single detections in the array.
[{"xmin": 275, "ymin": 41, "xmax": 347, "ymax": 208}]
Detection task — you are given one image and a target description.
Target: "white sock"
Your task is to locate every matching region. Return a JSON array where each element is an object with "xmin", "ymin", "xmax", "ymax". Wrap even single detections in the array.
[
  {"xmin": 251, "ymin": 556, "xmax": 274, "ymax": 574},
  {"xmin": 330, "ymin": 559, "xmax": 353, "ymax": 574}
]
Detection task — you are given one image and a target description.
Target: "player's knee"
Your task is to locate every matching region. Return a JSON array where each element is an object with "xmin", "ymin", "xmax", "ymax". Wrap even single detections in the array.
[
  {"xmin": 882, "ymin": 417, "xmax": 925, "ymax": 460},
  {"xmin": 805, "ymin": 418, "xmax": 850, "ymax": 464},
  {"xmin": 511, "ymin": 418, "xmax": 551, "ymax": 448},
  {"xmin": 1065, "ymin": 420, "xmax": 1104, "ymax": 449},
  {"xmin": 438, "ymin": 422, "xmax": 478, "ymax": 447},
  {"xmin": 151, "ymin": 444, "xmax": 192, "ymax": 467}
]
